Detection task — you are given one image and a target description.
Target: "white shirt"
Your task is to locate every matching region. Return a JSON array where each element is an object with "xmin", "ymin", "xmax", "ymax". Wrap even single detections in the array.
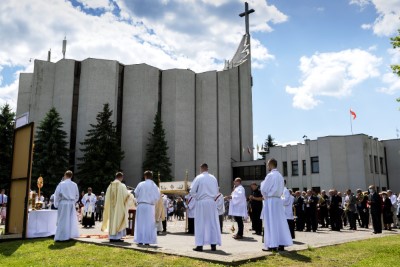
[
  {"xmin": 389, "ymin": 194, "xmax": 397, "ymax": 206},
  {"xmin": 0, "ymin": 194, "xmax": 7, "ymax": 205},
  {"xmin": 54, "ymin": 179, "xmax": 79, "ymax": 208},
  {"xmin": 215, "ymin": 193, "xmax": 225, "ymax": 215},
  {"xmin": 134, "ymin": 179, "xmax": 160, "ymax": 205},
  {"xmin": 282, "ymin": 187, "xmax": 294, "ymax": 220},
  {"xmin": 190, "ymin": 172, "xmax": 219, "ymax": 201},
  {"xmin": 260, "ymin": 169, "xmax": 284, "ymax": 198},
  {"xmin": 228, "ymin": 184, "xmax": 247, "ymax": 217}
]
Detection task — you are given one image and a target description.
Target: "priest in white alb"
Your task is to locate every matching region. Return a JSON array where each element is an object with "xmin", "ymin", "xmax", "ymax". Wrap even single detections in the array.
[
  {"xmin": 226, "ymin": 177, "xmax": 247, "ymax": 239},
  {"xmin": 81, "ymin": 187, "xmax": 96, "ymax": 228},
  {"xmin": 134, "ymin": 170, "xmax": 160, "ymax": 245},
  {"xmin": 101, "ymin": 172, "xmax": 135, "ymax": 242},
  {"xmin": 53, "ymin": 170, "xmax": 80, "ymax": 241},
  {"xmin": 190, "ymin": 163, "xmax": 221, "ymax": 252},
  {"xmin": 261, "ymin": 158, "xmax": 293, "ymax": 252}
]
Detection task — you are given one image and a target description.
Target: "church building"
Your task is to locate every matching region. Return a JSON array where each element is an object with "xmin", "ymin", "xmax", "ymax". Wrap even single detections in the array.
[{"xmin": 16, "ymin": 8, "xmax": 256, "ymax": 195}]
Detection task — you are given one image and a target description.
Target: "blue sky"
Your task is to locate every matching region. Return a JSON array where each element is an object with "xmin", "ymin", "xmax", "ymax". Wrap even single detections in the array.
[{"xmin": 0, "ymin": 0, "xmax": 399, "ymax": 152}]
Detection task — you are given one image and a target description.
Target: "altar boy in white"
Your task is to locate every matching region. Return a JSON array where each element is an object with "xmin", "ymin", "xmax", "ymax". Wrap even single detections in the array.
[
  {"xmin": 261, "ymin": 159, "xmax": 293, "ymax": 252},
  {"xmin": 226, "ymin": 178, "xmax": 247, "ymax": 239},
  {"xmin": 134, "ymin": 171, "xmax": 160, "ymax": 245},
  {"xmin": 53, "ymin": 170, "xmax": 80, "ymax": 241},
  {"xmin": 190, "ymin": 163, "xmax": 221, "ymax": 252},
  {"xmin": 81, "ymin": 188, "xmax": 96, "ymax": 228}
]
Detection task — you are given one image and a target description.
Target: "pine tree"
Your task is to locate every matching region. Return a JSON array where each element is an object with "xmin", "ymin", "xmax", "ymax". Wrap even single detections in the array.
[
  {"xmin": 77, "ymin": 103, "xmax": 124, "ymax": 193},
  {"xmin": 32, "ymin": 107, "xmax": 69, "ymax": 196},
  {"xmin": 262, "ymin": 134, "xmax": 276, "ymax": 159},
  {"xmin": 143, "ymin": 111, "xmax": 173, "ymax": 182},
  {"xmin": 0, "ymin": 104, "xmax": 15, "ymax": 190}
]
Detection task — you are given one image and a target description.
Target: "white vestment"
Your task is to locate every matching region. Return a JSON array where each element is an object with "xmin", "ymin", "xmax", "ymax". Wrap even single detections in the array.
[
  {"xmin": 53, "ymin": 179, "xmax": 80, "ymax": 241},
  {"xmin": 162, "ymin": 195, "xmax": 169, "ymax": 220},
  {"xmin": 190, "ymin": 171, "xmax": 221, "ymax": 246},
  {"xmin": 185, "ymin": 194, "xmax": 196, "ymax": 218},
  {"xmin": 228, "ymin": 185, "xmax": 247, "ymax": 217},
  {"xmin": 215, "ymin": 193, "xmax": 225, "ymax": 216},
  {"xmin": 282, "ymin": 187, "xmax": 294, "ymax": 220},
  {"xmin": 260, "ymin": 169, "xmax": 293, "ymax": 248},
  {"xmin": 134, "ymin": 179, "xmax": 160, "ymax": 244},
  {"xmin": 82, "ymin": 193, "xmax": 96, "ymax": 217}
]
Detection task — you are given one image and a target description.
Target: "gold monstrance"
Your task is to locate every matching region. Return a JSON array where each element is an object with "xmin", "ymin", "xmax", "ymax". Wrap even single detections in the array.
[{"xmin": 35, "ymin": 176, "xmax": 44, "ymax": 210}]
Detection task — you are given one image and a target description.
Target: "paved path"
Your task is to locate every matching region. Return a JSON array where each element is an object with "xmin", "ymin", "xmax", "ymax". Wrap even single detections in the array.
[{"xmin": 76, "ymin": 218, "xmax": 400, "ymax": 265}]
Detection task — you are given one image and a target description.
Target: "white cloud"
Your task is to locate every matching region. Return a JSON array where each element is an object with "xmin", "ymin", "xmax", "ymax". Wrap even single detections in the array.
[
  {"xmin": 378, "ymin": 48, "xmax": 400, "ymax": 94},
  {"xmin": 378, "ymin": 72, "xmax": 400, "ymax": 94},
  {"xmin": 76, "ymin": 0, "xmax": 113, "ymax": 10},
  {"xmin": 350, "ymin": 0, "xmax": 370, "ymax": 7},
  {"xmin": 0, "ymin": 0, "xmax": 286, "ymax": 110},
  {"xmin": 286, "ymin": 49, "xmax": 382, "ymax": 110},
  {"xmin": 0, "ymin": 76, "xmax": 19, "ymax": 109},
  {"xmin": 361, "ymin": 23, "xmax": 372, "ymax": 29},
  {"xmin": 351, "ymin": 0, "xmax": 400, "ymax": 36}
]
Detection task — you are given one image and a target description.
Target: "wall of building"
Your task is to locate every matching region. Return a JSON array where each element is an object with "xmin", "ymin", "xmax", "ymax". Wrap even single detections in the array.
[
  {"xmin": 29, "ymin": 60, "xmax": 56, "ymax": 126},
  {"xmin": 75, "ymin": 59, "xmax": 119, "ymax": 166},
  {"xmin": 16, "ymin": 73, "xmax": 33, "ymax": 117},
  {"xmin": 162, "ymin": 69, "xmax": 196, "ymax": 181},
  {"xmin": 52, "ymin": 59, "xmax": 76, "ymax": 142},
  {"xmin": 383, "ymin": 139, "xmax": 400, "ymax": 193},
  {"xmin": 217, "ymin": 70, "xmax": 232, "ymax": 195},
  {"xmin": 268, "ymin": 134, "xmax": 388, "ymax": 193},
  {"xmin": 121, "ymin": 64, "xmax": 160, "ymax": 186},
  {"xmin": 195, "ymin": 71, "xmax": 218, "ymax": 177},
  {"xmin": 16, "ymin": 55, "xmax": 253, "ymax": 193}
]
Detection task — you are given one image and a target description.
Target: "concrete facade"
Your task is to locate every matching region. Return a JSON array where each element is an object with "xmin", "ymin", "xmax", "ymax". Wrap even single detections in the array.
[
  {"xmin": 75, "ymin": 59, "xmax": 120, "ymax": 163},
  {"xmin": 161, "ymin": 69, "xmax": 196, "ymax": 182},
  {"xmin": 382, "ymin": 139, "xmax": 400, "ymax": 193},
  {"xmin": 121, "ymin": 64, "xmax": 160, "ymax": 186},
  {"xmin": 265, "ymin": 134, "xmax": 391, "ymax": 193},
  {"xmin": 16, "ymin": 36, "xmax": 254, "ymax": 195}
]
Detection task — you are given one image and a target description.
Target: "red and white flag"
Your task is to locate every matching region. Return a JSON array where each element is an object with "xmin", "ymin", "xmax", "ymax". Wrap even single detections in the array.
[{"xmin": 350, "ymin": 109, "xmax": 356, "ymax": 120}]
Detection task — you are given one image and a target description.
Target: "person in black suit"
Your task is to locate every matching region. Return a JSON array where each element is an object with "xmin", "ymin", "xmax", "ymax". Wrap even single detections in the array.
[
  {"xmin": 319, "ymin": 190, "xmax": 329, "ymax": 227},
  {"xmin": 329, "ymin": 189, "xmax": 342, "ymax": 231},
  {"xmin": 294, "ymin": 191, "xmax": 305, "ymax": 231},
  {"xmin": 368, "ymin": 185, "xmax": 382, "ymax": 234},
  {"xmin": 304, "ymin": 190, "xmax": 319, "ymax": 232},
  {"xmin": 249, "ymin": 183, "xmax": 263, "ymax": 235}
]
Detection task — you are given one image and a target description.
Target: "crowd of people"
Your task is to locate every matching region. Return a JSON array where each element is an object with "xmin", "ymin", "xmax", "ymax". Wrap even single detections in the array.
[{"xmin": 2, "ymin": 157, "xmax": 399, "ymax": 253}]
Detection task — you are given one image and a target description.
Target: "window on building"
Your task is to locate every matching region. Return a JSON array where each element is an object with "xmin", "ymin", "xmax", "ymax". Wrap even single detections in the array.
[
  {"xmin": 369, "ymin": 155, "xmax": 373, "ymax": 173},
  {"xmin": 283, "ymin": 161, "xmax": 288, "ymax": 176},
  {"xmin": 302, "ymin": 160, "xmax": 306, "ymax": 175},
  {"xmin": 291, "ymin": 161, "xmax": 299, "ymax": 176},
  {"xmin": 379, "ymin": 157, "xmax": 385, "ymax": 174},
  {"xmin": 374, "ymin": 156, "xmax": 379, "ymax": 174},
  {"xmin": 311, "ymin": 156, "xmax": 319, "ymax": 173},
  {"xmin": 232, "ymin": 165, "xmax": 266, "ymax": 181}
]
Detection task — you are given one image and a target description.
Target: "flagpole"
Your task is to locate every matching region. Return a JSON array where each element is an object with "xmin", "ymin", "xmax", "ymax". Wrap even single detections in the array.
[{"xmin": 350, "ymin": 111, "xmax": 353, "ymax": 135}]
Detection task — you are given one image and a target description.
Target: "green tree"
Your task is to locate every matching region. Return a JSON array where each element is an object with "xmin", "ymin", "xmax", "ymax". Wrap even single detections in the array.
[
  {"xmin": 0, "ymin": 104, "xmax": 15, "ymax": 190},
  {"xmin": 391, "ymin": 29, "xmax": 400, "ymax": 104},
  {"xmin": 261, "ymin": 134, "xmax": 276, "ymax": 159},
  {"xmin": 32, "ymin": 107, "xmax": 69, "ymax": 196},
  {"xmin": 391, "ymin": 29, "xmax": 400, "ymax": 78},
  {"xmin": 143, "ymin": 111, "xmax": 173, "ymax": 182},
  {"xmin": 77, "ymin": 103, "xmax": 124, "ymax": 193}
]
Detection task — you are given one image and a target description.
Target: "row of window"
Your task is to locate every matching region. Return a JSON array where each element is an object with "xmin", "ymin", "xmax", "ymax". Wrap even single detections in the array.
[
  {"xmin": 369, "ymin": 155, "xmax": 386, "ymax": 174},
  {"xmin": 282, "ymin": 157, "xmax": 319, "ymax": 177}
]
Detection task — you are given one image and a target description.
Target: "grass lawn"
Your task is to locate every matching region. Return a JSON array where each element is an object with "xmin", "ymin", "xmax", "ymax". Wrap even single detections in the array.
[{"xmin": 0, "ymin": 235, "xmax": 399, "ymax": 266}]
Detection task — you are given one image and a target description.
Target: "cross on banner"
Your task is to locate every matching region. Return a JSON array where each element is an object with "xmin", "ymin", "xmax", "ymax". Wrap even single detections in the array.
[{"xmin": 239, "ymin": 2, "xmax": 255, "ymax": 34}]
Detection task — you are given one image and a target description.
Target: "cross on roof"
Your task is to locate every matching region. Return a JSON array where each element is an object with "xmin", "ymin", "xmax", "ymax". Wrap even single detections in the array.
[{"xmin": 239, "ymin": 2, "xmax": 255, "ymax": 35}]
